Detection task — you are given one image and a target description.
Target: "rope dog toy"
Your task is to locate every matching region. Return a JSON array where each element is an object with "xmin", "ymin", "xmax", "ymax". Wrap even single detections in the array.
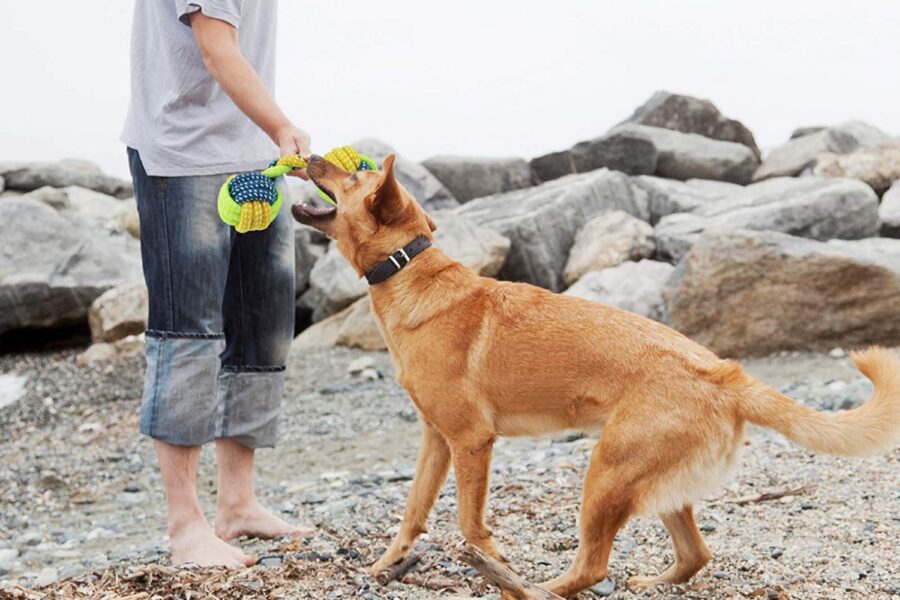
[{"xmin": 218, "ymin": 145, "xmax": 378, "ymax": 233}]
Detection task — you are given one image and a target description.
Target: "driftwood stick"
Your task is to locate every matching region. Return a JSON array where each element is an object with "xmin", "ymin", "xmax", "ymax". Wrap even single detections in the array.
[
  {"xmin": 402, "ymin": 573, "xmax": 460, "ymax": 590},
  {"xmin": 714, "ymin": 483, "xmax": 817, "ymax": 506},
  {"xmin": 457, "ymin": 544, "xmax": 564, "ymax": 600},
  {"xmin": 375, "ymin": 553, "xmax": 422, "ymax": 585}
]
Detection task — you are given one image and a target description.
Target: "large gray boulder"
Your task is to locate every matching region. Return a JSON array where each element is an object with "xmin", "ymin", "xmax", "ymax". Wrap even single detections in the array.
[
  {"xmin": 17, "ymin": 185, "xmax": 139, "ymax": 237},
  {"xmin": 790, "ymin": 126, "xmax": 826, "ymax": 139},
  {"xmin": 421, "ymin": 156, "xmax": 535, "ymax": 203},
  {"xmin": 813, "ymin": 144, "xmax": 900, "ymax": 196},
  {"xmin": 299, "ymin": 244, "xmax": 368, "ymax": 322},
  {"xmin": 564, "ymin": 260, "xmax": 675, "ymax": 321},
  {"xmin": 427, "ymin": 210, "xmax": 511, "ymax": 278},
  {"xmin": 563, "ymin": 211, "xmax": 655, "ymax": 286},
  {"xmin": 631, "ymin": 175, "xmax": 742, "ymax": 224},
  {"xmin": 58, "ymin": 186, "xmax": 132, "ymax": 229},
  {"xmin": 0, "ymin": 199, "xmax": 143, "ymax": 334},
  {"xmin": 299, "ymin": 212, "xmax": 511, "ymax": 322},
  {"xmin": 294, "ymin": 225, "xmax": 326, "ymax": 296},
  {"xmin": 529, "ymin": 150, "xmax": 576, "ymax": 183},
  {"xmin": 569, "ymin": 130, "xmax": 659, "ymax": 176},
  {"xmin": 611, "ymin": 124, "xmax": 759, "ymax": 184},
  {"xmin": 292, "ymin": 296, "xmax": 387, "ymax": 352},
  {"xmin": 529, "ymin": 129, "xmax": 658, "ymax": 182},
  {"xmin": 655, "ymin": 177, "xmax": 880, "ymax": 262},
  {"xmin": 0, "ymin": 159, "xmax": 132, "ymax": 198},
  {"xmin": 353, "ymin": 139, "xmax": 458, "ymax": 210},
  {"xmin": 623, "ymin": 91, "xmax": 761, "ymax": 158},
  {"xmin": 880, "ymin": 181, "xmax": 900, "ymax": 238},
  {"xmin": 22, "ymin": 186, "xmax": 69, "ymax": 209},
  {"xmin": 455, "ymin": 169, "xmax": 649, "ymax": 291},
  {"xmin": 665, "ymin": 230, "xmax": 900, "ymax": 356},
  {"xmin": 753, "ymin": 121, "xmax": 892, "ymax": 181}
]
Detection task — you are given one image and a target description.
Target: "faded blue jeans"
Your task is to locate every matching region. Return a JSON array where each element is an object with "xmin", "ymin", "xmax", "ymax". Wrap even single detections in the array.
[{"xmin": 127, "ymin": 148, "xmax": 294, "ymax": 448}]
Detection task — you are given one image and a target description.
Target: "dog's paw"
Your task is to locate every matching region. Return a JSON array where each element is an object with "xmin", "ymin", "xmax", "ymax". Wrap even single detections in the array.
[
  {"xmin": 370, "ymin": 552, "xmax": 404, "ymax": 577},
  {"xmin": 626, "ymin": 575, "xmax": 662, "ymax": 591}
]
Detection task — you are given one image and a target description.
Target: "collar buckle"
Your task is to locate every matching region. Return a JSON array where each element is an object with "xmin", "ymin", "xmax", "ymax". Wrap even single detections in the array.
[
  {"xmin": 389, "ymin": 247, "xmax": 411, "ymax": 270},
  {"xmin": 365, "ymin": 235, "xmax": 432, "ymax": 285}
]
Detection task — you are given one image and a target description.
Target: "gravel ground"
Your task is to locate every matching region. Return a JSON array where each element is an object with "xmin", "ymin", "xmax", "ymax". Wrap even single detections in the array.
[{"xmin": 0, "ymin": 345, "xmax": 898, "ymax": 599}]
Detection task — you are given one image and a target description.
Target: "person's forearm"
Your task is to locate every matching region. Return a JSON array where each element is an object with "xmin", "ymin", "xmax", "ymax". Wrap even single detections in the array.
[
  {"xmin": 188, "ymin": 10, "xmax": 311, "ymax": 160},
  {"xmin": 198, "ymin": 39, "xmax": 290, "ymax": 142}
]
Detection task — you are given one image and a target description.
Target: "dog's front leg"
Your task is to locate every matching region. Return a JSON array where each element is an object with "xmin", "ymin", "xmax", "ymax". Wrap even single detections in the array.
[
  {"xmin": 371, "ymin": 422, "xmax": 451, "ymax": 575},
  {"xmin": 449, "ymin": 430, "xmax": 506, "ymax": 562}
]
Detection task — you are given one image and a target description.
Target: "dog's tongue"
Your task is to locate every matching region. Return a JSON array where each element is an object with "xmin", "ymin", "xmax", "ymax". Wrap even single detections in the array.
[
  {"xmin": 298, "ymin": 204, "xmax": 334, "ymax": 216},
  {"xmin": 291, "ymin": 203, "xmax": 336, "ymax": 224}
]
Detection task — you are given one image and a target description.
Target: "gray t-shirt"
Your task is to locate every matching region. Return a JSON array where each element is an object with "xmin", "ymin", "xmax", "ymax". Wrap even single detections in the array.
[{"xmin": 121, "ymin": 0, "xmax": 278, "ymax": 176}]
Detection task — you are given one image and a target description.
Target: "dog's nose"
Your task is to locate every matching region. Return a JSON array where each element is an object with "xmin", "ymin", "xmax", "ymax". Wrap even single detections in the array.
[{"xmin": 307, "ymin": 154, "xmax": 324, "ymax": 165}]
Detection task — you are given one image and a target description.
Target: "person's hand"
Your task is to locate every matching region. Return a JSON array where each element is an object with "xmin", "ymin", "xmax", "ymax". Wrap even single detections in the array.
[{"xmin": 275, "ymin": 124, "xmax": 312, "ymax": 179}]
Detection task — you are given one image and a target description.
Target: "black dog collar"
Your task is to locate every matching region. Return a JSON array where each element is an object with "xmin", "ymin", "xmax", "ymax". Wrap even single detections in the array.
[{"xmin": 365, "ymin": 235, "xmax": 432, "ymax": 285}]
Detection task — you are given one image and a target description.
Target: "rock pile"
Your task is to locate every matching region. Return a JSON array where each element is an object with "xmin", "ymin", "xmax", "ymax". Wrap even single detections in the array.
[{"xmin": 3, "ymin": 92, "xmax": 898, "ymax": 357}]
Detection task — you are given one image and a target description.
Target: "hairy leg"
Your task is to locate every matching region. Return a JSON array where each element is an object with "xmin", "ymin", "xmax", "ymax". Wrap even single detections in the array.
[
  {"xmin": 214, "ymin": 438, "xmax": 314, "ymax": 540},
  {"xmin": 627, "ymin": 505, "xmax": 711, "ymax": 589},
  {"xmin": 538, "ymin": 442, "xmax": 633, "ymax": 598},
  {"xmin": 155, "ymin": 440, "xmax": 253, "ymax": 567},
  {"xmin": 372, "ymin": 422, "xmax": 452, "ymax": 573}
]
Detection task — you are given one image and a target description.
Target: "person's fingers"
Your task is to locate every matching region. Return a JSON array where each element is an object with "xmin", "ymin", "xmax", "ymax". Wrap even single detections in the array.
[
  {"xmin": 287, "ymin": 169, "xmax": 309, "ymax": 180},
  {"xmin": 279, "ymin": 141, "xmax": 298, "ymax": 158},
  {"xmin": 298, "ymin": 139, "xmax": 312, "ymax": 160}
]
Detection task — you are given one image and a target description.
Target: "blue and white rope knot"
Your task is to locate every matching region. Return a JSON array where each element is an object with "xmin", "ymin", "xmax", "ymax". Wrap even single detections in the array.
[{"xmin": 227, "ymin": 171, "xmax": 279, "ymax": 206}]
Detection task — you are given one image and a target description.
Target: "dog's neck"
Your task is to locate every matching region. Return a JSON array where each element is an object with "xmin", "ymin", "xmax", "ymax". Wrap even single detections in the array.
[{"xmin": 367, "ymin": 246, "xmax": 478, "ymax": 331}]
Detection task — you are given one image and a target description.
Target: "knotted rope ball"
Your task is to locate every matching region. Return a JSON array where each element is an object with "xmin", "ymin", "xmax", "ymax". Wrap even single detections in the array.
[{"xmin": 218, "ymin": 145, "xmax": 378, "ymax": 233}]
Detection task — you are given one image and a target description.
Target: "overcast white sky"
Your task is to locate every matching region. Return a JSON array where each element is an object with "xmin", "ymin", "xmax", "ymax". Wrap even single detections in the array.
[{"xmin": 1, "ymin": 1, "xmax": 897, "ymax": 179}]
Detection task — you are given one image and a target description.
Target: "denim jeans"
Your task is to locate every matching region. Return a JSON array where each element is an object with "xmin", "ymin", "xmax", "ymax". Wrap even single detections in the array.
[{"xmin": 127, "ymin": 148, "xmax": 295, "ymax": 448}]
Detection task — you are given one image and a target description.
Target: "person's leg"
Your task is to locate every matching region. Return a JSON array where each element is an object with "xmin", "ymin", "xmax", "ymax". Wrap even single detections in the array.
[
  {"xmin": 212, "ymin": 192, "xmax": 311, "ymax": 539},
  {"xmin": 214, "ymin": 438, "xmax": 313, "ymax": 539},
  {"xmin": 156, "ymin": 441, "xmax": 252, "ymax": 567},
  {"xmin": 129, "ymin": 148, "xmax": 253, "ymax": 566}
]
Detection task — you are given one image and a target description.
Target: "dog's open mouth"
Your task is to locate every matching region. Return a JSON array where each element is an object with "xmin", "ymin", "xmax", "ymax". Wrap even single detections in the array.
[
  {"xmin": 315, "ymin": 182, "xmax": 338, "ymax": 205},
  {"xmin": 292, "ymin": 165, "xmax": 338, "ymax": 225}
]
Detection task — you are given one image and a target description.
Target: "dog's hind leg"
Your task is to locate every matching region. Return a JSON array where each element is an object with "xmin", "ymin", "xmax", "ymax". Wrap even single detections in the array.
[
  {"xmin": 371, "ymin": 422, "xmax": 451, "ymax": 574},
  {"xmin": 537, "ymin": 441, "xmax": 634, "ymax": 598},
  {"xmin": 627, "ymin": 505, "xmax": 711, "ymax": 590}
]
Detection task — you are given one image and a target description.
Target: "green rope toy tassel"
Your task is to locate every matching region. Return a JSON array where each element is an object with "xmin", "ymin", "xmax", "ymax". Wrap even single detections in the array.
[{"xmin": 218, "ymin": 145, "xmax": 378, "ymax": 233}]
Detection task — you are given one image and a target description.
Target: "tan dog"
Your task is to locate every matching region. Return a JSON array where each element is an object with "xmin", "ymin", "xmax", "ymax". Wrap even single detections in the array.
[{"xmin": 292, "ymin": 154, "xmax": 900, "ymax": 598}]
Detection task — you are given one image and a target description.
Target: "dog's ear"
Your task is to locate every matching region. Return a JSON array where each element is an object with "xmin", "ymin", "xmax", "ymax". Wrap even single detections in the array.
[
  {"xmin": 366, "ymin": 154, "xmax": 405, "ymax": 225},
  {"xmin": 425, "ymin": 213, "xmax": 437, "ymax": 232}
]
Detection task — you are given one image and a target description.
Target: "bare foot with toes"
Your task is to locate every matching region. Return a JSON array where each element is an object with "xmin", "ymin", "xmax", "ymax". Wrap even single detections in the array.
[
  {"xmin": 216, "ymin": 498, "xmax": 314, "ymax": 541},
  {"xmin": 170, "ymin": 520, "xmax": 255, "ymax": 568}
]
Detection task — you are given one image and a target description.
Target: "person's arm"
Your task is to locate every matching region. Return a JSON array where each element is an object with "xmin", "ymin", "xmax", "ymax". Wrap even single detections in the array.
[{"xmin": 189, "ymin": 11, "xmax": 311, "ymax": 162}]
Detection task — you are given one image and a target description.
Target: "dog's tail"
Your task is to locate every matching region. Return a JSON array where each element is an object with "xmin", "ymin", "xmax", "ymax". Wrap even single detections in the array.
[{"xmin": 738, "ymin": 347, "xmax": 900, "ymax": 457}]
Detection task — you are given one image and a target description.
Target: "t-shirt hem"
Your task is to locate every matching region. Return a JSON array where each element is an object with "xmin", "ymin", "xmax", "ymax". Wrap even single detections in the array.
[
  {"xmin": 121, "ymin": 135, "xmax": 272, "ymax": 177},
  {"xmin": 141, "ymin": 160, "xmax": 272, "ymax": 177}
]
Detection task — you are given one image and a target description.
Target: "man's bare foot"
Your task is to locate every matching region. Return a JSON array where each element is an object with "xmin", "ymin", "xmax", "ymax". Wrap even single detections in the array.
[
  {"xmin": 170, "ymin": 520, "xmax": 255, "ymax": 568},
  {"xmin": 215, "ymin": 498, "xmax": 315, "ymax": 541}
]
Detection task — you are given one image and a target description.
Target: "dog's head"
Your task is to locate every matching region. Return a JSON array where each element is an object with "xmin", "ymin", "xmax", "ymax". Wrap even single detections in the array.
[{"xmin": 292, "ymin": 154, "xmax": 437, "ymax": 277}]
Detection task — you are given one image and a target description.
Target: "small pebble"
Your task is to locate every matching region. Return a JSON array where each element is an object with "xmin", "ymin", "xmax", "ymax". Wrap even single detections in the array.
[
  {"xmin": 257, "ymin": 554, "xmax": 283, "ymax": 567},
  {"xmin": 34, "ymin": 566, "xmax": 58, "ymax": 587},
  {"xmin": 347, "ymin": 356, "xmax": 377, "ymax": 375},
  {"xmin": 588, "ymin": 577, "xmax": 615, "ymax": 597}
]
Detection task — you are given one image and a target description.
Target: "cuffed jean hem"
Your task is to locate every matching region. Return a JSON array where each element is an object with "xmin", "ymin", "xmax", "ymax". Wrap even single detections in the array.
[
  {"xmin": 140, "ymin": 333, "xmax": 224, "ymax": 446},
  {"xmin": 214, "ymin": 368, "xmax": 285, "ymax": 448},
  {"xmin": 139, "ymin": 334, "xmax": 285, "ymax": 448}
]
